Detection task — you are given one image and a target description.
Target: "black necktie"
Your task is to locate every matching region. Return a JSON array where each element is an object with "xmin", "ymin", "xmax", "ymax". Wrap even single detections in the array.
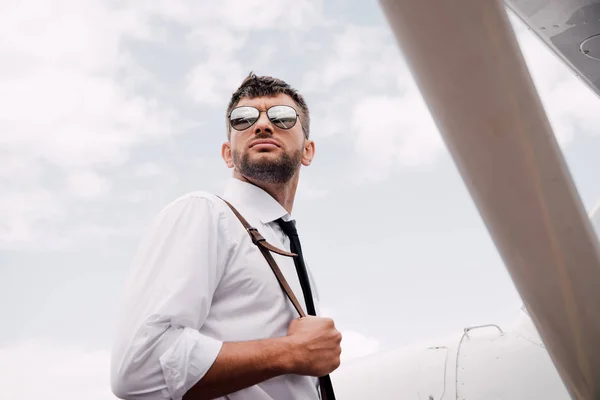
[{"xmin": 276, "ymin": 218, "xmax": 336, "ymax": 400}]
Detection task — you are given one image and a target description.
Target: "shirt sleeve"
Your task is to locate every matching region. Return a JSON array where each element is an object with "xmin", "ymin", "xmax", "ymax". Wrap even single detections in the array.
[{"xmin": 111, "ymin": 194, "xmax": 229, "ymax": 400}]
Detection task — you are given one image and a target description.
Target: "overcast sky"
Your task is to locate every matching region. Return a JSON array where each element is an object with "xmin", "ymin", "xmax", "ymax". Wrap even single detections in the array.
[{"xmin": 2, "ymin": 1, "xmax": 600, "ymax": 399}]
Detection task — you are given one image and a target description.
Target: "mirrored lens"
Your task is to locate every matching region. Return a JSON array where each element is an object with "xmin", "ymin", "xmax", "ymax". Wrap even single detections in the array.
[
  {"xmin": 268, "ymin": 105, "xmax": 297, "ymax": 129},
  {"xmin": 230, "ymin": 106, "xmax": 259, "ymax": 130}
]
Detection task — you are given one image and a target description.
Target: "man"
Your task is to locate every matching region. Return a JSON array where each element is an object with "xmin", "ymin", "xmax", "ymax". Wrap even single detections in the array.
[{"xmin": 111, "ymin": 72, "xmax": 342, "ymax": 400}]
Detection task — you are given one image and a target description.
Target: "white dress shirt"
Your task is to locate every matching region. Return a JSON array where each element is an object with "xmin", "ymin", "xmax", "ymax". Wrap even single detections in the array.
[{"xmin": 110, "ymin": 178, "xmax": 322, "ymax": 400}]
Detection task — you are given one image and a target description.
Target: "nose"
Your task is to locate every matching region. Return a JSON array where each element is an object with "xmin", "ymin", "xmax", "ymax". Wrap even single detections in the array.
[{"xmin": 253, "ymin": 111, "xmax": 273, "ymax": 135}]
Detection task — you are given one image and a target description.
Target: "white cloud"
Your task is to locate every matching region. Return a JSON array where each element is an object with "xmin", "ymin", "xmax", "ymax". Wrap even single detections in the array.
[
  {"xmin": 297, "ymin": 180, "xmax": 329, "ymax": 200},
  {"xmin": 305, "ymin": 16, "xmax": 600, "ymax": 181},
  {"xmin": 132, "ymin": 162, "xmax": 171, "ymax": 178},
  {"xmin": 352, "ymin": 93, "xmax": 444, "ymax": 180},
  {"xmin": 137, "ymin": 0, "xmax": 324, "ymax": 32},
  {"xmin": 6, "ymin": 0, "xmax": 596, "ymax": 251},
  {"xmin": 319, "ymin": 308, "xmax": 381, "ymax": 363},
  {"xmin": 0, "ymin": 340, "xmax": 115, "ymax": 400},
  {"xmin": 187, "ymin": 25, "xmax": 247, "ymax": 55},
  {"xmin": 209, "ymin": 0, "xmax": 325, "ymax": 32},
  {"xmin": 301, "ymin": 25, "xmax": 445, "ymax": 176},
  {"xmin": 0, "ymin": 68, "xmax": 173, "ymax": 168},
  {"xmin": 0, "ymin": 0, "xmax": 178, "ymax": 249},
  {"xmin": 302, "ymin": 26, "xmax": 404, "ymax": 93},
  {"xmin": 339, "ymin": 330, "xmax": 381, "ymax": 363},
  {"xmin": 67, "ymin": 170, "xmax": 112, "ymax": 199},
  {"xmin": 184, "ymin": 0, "xmax": 326, "ymax": 106},
  {"xmin": 186, "ymin": 57, "xmax": 246, "ymax": 106},
  {"xmin": 0, "ymin": 190, "xmax": 66, "ymax": 249},
  {"xmin": 0, "ymin": 152, "xmax": 43, "ymax": 181},
  {"xmin": 309, "ymin": 93, "xmax": 354, "ymax": 138}
]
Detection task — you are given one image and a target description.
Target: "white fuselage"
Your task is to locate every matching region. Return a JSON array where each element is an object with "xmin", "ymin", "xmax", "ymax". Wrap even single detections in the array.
[{"xmin": 331, "ymin": 308, "xmax": 571, "ymax": 399}]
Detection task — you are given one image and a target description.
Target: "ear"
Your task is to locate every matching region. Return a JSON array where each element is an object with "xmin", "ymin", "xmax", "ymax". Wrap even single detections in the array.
[
  {"xmin": 301, "ymin": 139, "xmax": 315, "ymax": 167},
  {"xmin": 222, "ymin": 142, "xmax": 234, "ymax": 168}
]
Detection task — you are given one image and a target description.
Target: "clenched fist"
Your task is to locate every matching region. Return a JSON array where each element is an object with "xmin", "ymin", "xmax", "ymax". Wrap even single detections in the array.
[{"xmin": 285, "ymin": 316, "xmax": 342, "ymax": 377}]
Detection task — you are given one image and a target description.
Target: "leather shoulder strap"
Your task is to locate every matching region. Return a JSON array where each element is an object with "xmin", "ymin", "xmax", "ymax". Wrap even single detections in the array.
[
  {"xmin": 218, "ymin": 196, "xmax": 330, "ymax": 400},
  {"xmin": 217, "ymin": 196, "xmax": 307, "ymax": 318}
]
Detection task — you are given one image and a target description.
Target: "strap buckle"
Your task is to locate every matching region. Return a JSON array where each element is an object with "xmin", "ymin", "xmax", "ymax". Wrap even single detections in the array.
[{"xmin": 247, "ymin": 227, "xmax": 265, "ymax": 246}]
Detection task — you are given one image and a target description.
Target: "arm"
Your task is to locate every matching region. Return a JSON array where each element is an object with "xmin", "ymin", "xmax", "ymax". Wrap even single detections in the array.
[
  {"xmin": 184, "ymin": 317, "xmax": 343, "ymax": 400},
  {"xmin": 183, "ymin": 336, "xmax": 294, "ymax": 400},
  {"xmin": 111, "ymin": 195, "xmax": 228, "ymax": 400}
]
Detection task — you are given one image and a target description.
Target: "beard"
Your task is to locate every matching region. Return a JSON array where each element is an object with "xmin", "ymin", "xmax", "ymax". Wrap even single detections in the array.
[{"xmin": 232, "ymin": 146, "xmax": 303, "ymax": 184}]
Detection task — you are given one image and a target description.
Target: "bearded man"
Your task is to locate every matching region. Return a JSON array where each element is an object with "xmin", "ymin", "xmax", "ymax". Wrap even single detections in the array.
[{"xmin": 110, "ymin": 73, "xmax": 341, "ymax": 400}]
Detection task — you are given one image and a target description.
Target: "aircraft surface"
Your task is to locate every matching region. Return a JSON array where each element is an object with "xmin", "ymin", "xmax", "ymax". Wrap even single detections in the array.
[
  {"xmin": 506, "ymin": 0, "xmax": 600, "ymax": 99},
  {"xmin": 331, "ymin": 308, "xmax": 569, "ymax": 399},
  {"xmin": 329, "ymin": 206, "xmax": 600, "ymax": 400},
  {"xmin": 329, "ymin": 0, "xmax": 600, "ymax": 399}
]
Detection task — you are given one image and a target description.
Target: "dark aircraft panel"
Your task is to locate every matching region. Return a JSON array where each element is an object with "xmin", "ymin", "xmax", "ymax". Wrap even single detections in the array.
[{"xmin": 505, "ymin": 0, "xmax": 600, "ymax": 98}]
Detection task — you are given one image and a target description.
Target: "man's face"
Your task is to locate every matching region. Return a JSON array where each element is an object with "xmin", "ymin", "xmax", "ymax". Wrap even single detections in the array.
[{"xmin": 222, "ymin": 93, "xmax": 314, "ymax": 184}]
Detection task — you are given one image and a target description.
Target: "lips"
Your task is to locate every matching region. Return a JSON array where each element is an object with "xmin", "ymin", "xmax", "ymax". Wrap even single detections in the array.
[{"xmin": 249, "ymin": 139, "xmax": 280, "ymax": 148}]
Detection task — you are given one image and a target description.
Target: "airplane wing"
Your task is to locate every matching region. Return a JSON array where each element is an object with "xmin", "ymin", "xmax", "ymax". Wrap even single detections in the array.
[
  {"xmin": 505, "ymin": 0, "xmax": 600, "ymax": 98},
  {"xmin": 378, "ymin": 0, "xmax": 600, "ymax": 398}
]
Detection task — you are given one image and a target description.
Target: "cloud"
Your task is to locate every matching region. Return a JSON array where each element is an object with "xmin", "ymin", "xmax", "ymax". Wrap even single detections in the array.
[
  {"xmin": 140, "ymin": 0, "xmax": 324, "ymax": 31},
  {"xmin": 186, "ymin": 57, "xmax": 246, "ymax": 106},
  {"xmin": 301, "ymin": 25, "xmax": 444, "ymax": 175},
  {"xmin": 187, "ymin": 25, "xmax": 247, "ymax": 56},
  {"xmin": 304, "ymin": 15, "xmax": 600, "ymax": 181},
  {"xmin": 211, "ymin": 0, "xmax": 324, "ymax": 32},
  {"xmin": 6, "ymin": 0, "xmax": 597, "ymax": 251},
  {"xmin": 297, "ymin": 185, "xmax": 329, "ymax": 201},
  {"xmin": 0, "ymin": 0, "xmax": 175, "ymax": 168},
  {"xmin": 67, "ymin": 170, "xmax": 112, "ymax": 199},
  {"xmin": 0, "ymin": 0, "xmax": 333, "ymax": 250},
  {"xmin": 301, "ymin": 26, "xmax": 407, "ymax": 141},
  {"xmin": 319, "ymin": 308, "xmax": 381, "ymax": 363},
  {"xmin": 303, "ymin": 26, "xmax": 404, "ymax": 93},
  {"xmin": 0, "ymin": 0, "xmax": 180, "ymax": 249},
  {"xmin": 184, "ymin": 0, "xmax": 326, "ymax": 107},
  {"xmin": 339, "ymin": 330, "xmax": 381, "ymax": 363},
  {"xmin": 352, "ymin": 92, "xmax": 444, "ymax": 181},
  {"xmin": 0, "ymin": 190, "xmax": 66, "ymax": 248},
  {"xmin": 0, "ymin": 340, "xmax": 115, "ymax": 400}
]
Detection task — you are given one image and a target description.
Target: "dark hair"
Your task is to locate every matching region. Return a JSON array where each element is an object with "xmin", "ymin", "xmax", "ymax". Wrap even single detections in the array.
[{"xmin": 226, "ymin": 72, "xmax": 310, "ymax": 139}]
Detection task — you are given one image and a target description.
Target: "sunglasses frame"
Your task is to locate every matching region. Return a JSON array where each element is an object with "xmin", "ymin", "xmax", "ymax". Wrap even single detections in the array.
[{"xmin": 228, "ymin": 105, "xmax": 300, "ymax": 131}]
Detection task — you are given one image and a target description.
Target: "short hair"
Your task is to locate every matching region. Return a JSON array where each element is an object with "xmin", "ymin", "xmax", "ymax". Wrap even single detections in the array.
[{"xmin": 225, "ymin": 72, "xmax": 310, "ymax": 139}]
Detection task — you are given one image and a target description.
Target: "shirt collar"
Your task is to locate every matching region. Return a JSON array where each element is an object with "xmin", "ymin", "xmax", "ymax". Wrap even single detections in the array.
[{"xmin": 222, "ymin": 178, "xmax": 291, "ymax": 224}]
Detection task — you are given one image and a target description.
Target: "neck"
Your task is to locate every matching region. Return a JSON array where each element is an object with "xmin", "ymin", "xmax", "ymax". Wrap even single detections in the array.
[{"xmin": 233, "ymin": 170, "xmax": 299, "ymax": 215}]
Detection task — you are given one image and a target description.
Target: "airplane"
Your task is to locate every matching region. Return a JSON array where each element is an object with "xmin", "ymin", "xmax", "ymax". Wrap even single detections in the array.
[
  {"xmin": 328, "ymin": 0, "xmax": 600, "ymax": 399},
  {"xmin": 330, "ymin": 201, "xmax": 600, "ymax": 400}
]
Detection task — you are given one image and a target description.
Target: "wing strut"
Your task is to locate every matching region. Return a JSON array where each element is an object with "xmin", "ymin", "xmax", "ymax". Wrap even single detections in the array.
[{"xmin": 379, "ymin": 0, "xmax": 600, "ymax": 398}]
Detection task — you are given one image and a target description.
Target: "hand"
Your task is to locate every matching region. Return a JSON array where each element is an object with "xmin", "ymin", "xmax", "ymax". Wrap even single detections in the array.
[{"xmin": 285, "ymin": 316, "xmax": 342, "ymax": 376}]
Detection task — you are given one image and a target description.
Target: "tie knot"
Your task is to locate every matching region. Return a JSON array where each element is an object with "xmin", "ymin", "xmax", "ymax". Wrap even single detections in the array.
[{"xmin": 276, "ymin": 218, "xmax": 298, "ymax": 237}]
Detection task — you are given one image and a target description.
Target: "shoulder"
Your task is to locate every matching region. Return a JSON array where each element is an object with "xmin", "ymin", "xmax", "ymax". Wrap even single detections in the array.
[
  {"xmin": 151, "ymin": 190, "xmax": 246, "ymax": 241},
  {"xmin": 158, "ymin": 190, "xmax": 228, "ymax": 217},
  {"xmin": 143, "ymin": 191, "xmax": 235, "ymax": 234},
  {"xmin": 141, "ymin": 190, "xmax": 242, "ymax": 245}
]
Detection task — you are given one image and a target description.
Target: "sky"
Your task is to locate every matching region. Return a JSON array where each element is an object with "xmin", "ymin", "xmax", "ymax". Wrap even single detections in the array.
[{"xmin": 2, "ymin": 1, "xmax": 600, "ymax": 399}]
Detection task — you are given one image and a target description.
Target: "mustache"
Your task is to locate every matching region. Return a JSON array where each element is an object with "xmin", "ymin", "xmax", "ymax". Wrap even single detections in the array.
[{"xmin": 251, "ymin": 132, "xmax": 274, "ymax": 140}]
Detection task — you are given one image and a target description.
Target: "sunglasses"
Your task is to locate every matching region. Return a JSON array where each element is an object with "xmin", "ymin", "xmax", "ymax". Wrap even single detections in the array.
[{"xmin": 229, "ymin": 105, "xmax": 300, "ymax": 131}]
